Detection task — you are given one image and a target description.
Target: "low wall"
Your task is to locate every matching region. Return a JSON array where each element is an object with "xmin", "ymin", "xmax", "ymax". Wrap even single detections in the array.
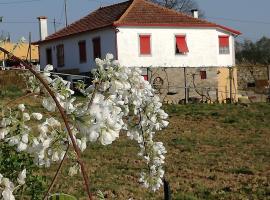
[{"xmin": 145, "ymin": 67, "xmax": 237, "ymax": 104}]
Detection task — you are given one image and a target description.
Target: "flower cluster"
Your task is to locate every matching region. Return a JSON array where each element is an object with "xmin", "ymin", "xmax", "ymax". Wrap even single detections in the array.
[
  {"xmin": 0, "ymin": 53, "xmax": 169, "ymax": 198},
  {"xmin": 0, "ymin": 169, "xmax": 26, "ymax": 200}
]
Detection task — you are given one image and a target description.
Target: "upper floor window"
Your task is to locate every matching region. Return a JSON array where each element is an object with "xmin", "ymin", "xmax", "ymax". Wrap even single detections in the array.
[
  {"xmin": 219, "ymin": 36, "xmax": 230, "ymax": 54},
  {"xmin": 78, "ymin": 40, "xmax": 87, "ymax": 63},
  {"xmin": 139, "ymin": 35, "xmax": 151, "ymax": 55},
  {"xmin": 56, "ymin": 44, "xmax": 64, "ymax": 67},
  {"xmin": 46, "ymin": 48, "xmax": 52, "ymax": 65},
  {"xmin": 175, "ymin": 35, "xmax": 189, "ymax": 54},
  {"xmin": 92, "ymin": 37, "xmax": 101, "ymax": 60}
]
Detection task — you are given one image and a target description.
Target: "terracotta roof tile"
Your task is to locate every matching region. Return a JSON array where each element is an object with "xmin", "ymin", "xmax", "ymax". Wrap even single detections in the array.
[
  {"xmin": 38, "ymin": 0, "xmax": 132, "ymax": 43},
  {"xmin": 36, "ymin": 0, "xmax": 240, "ymax": 44}
]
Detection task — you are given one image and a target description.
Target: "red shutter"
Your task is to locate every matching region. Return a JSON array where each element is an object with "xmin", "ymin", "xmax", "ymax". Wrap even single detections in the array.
[
  {"xmin": 219, "ymin": 36, "xmax": 229, "ymax": 47},
  {"xmin": 143, "ymin": 75, "xmax": 148, "ymax": 81},
  {"xmin": 140, "ymin": 35, "xmax": 151, "ymax": 55},
  {"xmin": 176, "ymin": 36, "xmax": 189, "ymax": 53}
]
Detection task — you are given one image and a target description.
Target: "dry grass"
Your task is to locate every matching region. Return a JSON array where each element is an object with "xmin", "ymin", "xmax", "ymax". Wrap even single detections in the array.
[
  {"xmin": 44, "ymin": 104, "xmax": 270, "ymax": 200},
  {"xmin": 1, "ymin": 94, "xmax": 270, "ymax": 199}
]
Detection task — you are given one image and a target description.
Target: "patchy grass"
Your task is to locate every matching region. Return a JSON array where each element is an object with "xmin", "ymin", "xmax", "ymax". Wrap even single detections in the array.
[{"xmin": 1, "ymin": 96, "xmax": 270, "ymax": 199}]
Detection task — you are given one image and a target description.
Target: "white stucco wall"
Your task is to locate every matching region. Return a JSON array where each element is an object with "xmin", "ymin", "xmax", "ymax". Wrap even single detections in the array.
[
  {"xmin": 116, "ymin": 27, "xmax": 236, "ymax": 67},
  {"xmin": 39, "ymin": 28, "xmax": 116, "ymax": 73}
]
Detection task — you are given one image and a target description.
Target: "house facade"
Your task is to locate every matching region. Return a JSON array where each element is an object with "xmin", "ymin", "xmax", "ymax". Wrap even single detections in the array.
[{"xmin": 35, "ymin": 0, "xmax": 241, "ymax": 103}]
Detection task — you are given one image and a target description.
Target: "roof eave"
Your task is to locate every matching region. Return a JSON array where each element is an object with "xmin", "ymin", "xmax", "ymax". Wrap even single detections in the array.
[
  {"xmin": 33, "ymin": 24, "xmax": 114, "ymax": 45},
  {"xmin": 113, "ymin": 23, "xmax": 241, "ymax": 35}
]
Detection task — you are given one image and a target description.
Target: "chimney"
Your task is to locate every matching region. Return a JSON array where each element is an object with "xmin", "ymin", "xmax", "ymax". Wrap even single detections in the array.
[
  {"xmin": 37, "ymin": 16, "xmax": 48, "ymax": 40},
  {"xmin": 191, "ymin": 9, "xmax": 199, "ymax": 18}
]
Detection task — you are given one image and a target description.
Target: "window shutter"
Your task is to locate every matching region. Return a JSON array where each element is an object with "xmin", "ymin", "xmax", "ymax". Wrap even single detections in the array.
[
  {"xmin": 176, "ymin": 36, "xmax": 189, "ymax": 53},
  {"xmin": 219, "ymin": 36, "xmax": 229, "ymax": 47},
  {"xmin": 140, "ymin": 35, "xmax": 151, "ymax": 55},
  {"xmin": 200, "ymin": 70, "xmax": 207, "ymax": 79},
  {"xmin": 46, "ymin": 48, "xmax": 52, "ymax": 65},
  {"xmin": 78, "ymin": 41, "xmax": 87, "ymax": 63},
  {"xmin": 92, "ymin": 37, "xmax": 101, "ymax": 59},
  {"xmin": 56, "ymin": 44, "xmax": 64, "ymax": 67},
  {"xmin": 143, "ymin": 75, "xmax": 148, "ymax": 81}
]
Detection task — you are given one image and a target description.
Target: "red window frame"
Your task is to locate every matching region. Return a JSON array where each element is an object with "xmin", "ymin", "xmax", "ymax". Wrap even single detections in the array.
[
  {"xmin": 175, "ymin": 35, "xmax": 189, "ymax": 54},
  {"xmin": 219, "ymin": 35, "xmax": 230, "ymax": 54},
  {"xmin": 139, "ymin": 35, "xmax": 151, "ymax": 55},
  {"xmin": 78, "ymin": 40, "xmax": 87, "ymax": 63}
]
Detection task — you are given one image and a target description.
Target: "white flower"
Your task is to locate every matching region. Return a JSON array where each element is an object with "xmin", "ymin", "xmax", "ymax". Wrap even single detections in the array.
[
  {"xmin": 21, "ymin": 133, "xmax": 29, "ymax": 143},
  {"xmin": 17, "ymin": 169, "xmax": 26, "ymax": 185},
  {"xmin": 22, "ymin": 113, "xmax": 30, "ymax": 121},
  {"xmin": 17, "ymin": 142, "xmax": 27, "ymax": 152},
  {"xmin": 68, "ymin": 165, "xmax": 80, "ymax": 176},
  {"xmin": 18, "ymin": 104, "xmax": 25, "ymax": 112},
  {"xmin": 0, "ymin": 173, "xmax": 3, "ymax": 183},
  {"xmin": 46, "ymin": 117, "xmax": 61, "ymax": 127},
  {"xmin": 0, "ymin": 128, "xmax": 9, "ymax": 140},
  {"xmin": 2, "ymin": 188, "xmax": 15, "ymax": 200},
  {"xmin": 32, "ymin": 113, "xmax": 43, "ymax": 120},
  {"xmin": 42, "ymin": 98, "xmax": 56, "ymax": 112},
  {"xmin": 52, "ymin": 151, "xmax": 59, "ymax": 162}
]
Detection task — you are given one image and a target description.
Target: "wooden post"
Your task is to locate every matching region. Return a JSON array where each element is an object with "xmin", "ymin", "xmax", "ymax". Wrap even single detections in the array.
[
  {"xmin": 29, "ymin": 32, "xmax": 32, "ymax": 63},
  {"xmin": 229, "ymin": 67, "xmax": 233, "ymax": 104},
  {"xmin": 184, "ymin": 67, "xmax": 188, "ymax": 104},
  {"xmin": 216, "ymin": 88, "xmax": 219, "ymax": 103}
]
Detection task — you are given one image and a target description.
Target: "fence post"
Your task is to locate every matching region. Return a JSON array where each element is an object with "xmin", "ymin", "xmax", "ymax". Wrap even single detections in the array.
[
  {"xmin": 163, "ymin": 178, "xmax": 172, "ymax": 200},
  {"xmin": 216, "ymin": 88, "xmax": 219, "ymax": 103},
  {"xmin": 184, "ymin": 67, "xmax": 188, "ymax": 104},
  {"xmin": 229, "ymin": 67, "xmax": 233, "ymax": 104}
]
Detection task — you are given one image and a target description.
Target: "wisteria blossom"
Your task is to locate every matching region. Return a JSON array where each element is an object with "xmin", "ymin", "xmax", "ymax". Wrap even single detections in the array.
[
  {"xmin": 0, "ymin": 169, "xmax": 26, "ymax": 200},
  {"xmin": 0, "ymin": 53, "xmax": 169, "ymax": 198}
]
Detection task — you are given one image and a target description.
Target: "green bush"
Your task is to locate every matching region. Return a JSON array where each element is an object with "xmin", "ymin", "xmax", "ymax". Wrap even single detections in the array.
[{"xmin": 0, "ymin": 143, "xmax": 47, "ymax": 199}]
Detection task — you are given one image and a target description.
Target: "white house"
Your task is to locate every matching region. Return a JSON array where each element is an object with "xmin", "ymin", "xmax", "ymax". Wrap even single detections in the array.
[{"xmin": 35, "ymin": 0, "xmax": 241, "ymax": 103}]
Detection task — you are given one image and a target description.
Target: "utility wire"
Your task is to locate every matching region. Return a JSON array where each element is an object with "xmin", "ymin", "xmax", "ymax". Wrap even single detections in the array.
[
  {"xmin": 0, "ymin": 21, "xmax": 62, "ymax": 24},
  {"xmin": 0, "ymin": 0, "xmax": 41, "ymax": 4},
  {"xmin": 206, "ymin": 16, "xmax": 270, "ymax": 25}
]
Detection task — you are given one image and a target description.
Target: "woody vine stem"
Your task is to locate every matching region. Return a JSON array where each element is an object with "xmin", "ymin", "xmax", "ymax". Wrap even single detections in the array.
[{"xmin": 0, "ymin": 47, "xmax": 93, "ymax": 200}]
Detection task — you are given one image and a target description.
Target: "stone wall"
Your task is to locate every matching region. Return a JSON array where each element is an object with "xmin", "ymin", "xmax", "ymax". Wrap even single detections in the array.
[
  {"xmin": 146, "ymin": 67, "xmax": 237, "ymax": 104},
  {"xmin": 0, "ymin": 70, "xmax": 26, "ymax": 90},
  {"xmin": 237, "ymin": 65, "xmax": 269, "ymax": 94}
]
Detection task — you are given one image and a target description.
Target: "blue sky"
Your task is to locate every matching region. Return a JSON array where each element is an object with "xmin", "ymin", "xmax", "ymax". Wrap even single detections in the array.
[{"xmin": 0, "ymin": 0, "xmax": 269, "ymax": 42}]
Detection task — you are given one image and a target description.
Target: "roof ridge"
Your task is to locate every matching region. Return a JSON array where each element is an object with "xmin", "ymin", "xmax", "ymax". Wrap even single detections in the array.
[
  {"xmin": 115, "ymin": 0, "xmax": 136, "ymax": 24},
  {"xmin": 45, "ymin": 0, "xmax": 132, "ymax": 40},
  {"xmin": 142, "ymin": 0, "xmax": 217, "ymax": 26}
]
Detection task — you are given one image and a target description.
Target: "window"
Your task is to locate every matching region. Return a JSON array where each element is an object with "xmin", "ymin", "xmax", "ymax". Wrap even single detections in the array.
[
  {"xmin": 143, "ymin": 75, "xmax": 148, "ymax": 81},
  {"xmin": 46, "ymin": 48, "xmax": 52, "ymax": 65},
  {"xmin": 139, "ymin": 35, "xmax": 151, "ymax": 55},
  {"xmin": 200, "ymin": 70, "xmax": 207, "ymax": 79},
  {"xmin": 78, "ymin": 40, "xmax": 87, "ymax": 63},
  {"xmin": 219, "ymin": 36, "xmax": 230, "ymax": 54},
  {"xmin": 56, "ymin": 44, "xmax": 64, "ymax": 67},
  {"xmin": 175, "ymin": 35, "xmax": 189, "ymax": 54},
  {"xmin": 92, "ymin": 37, "xmax": 101, "ymax": 60}
]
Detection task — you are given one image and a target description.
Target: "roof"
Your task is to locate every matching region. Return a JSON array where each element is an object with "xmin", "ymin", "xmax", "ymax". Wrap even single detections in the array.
[
  {"xmin": 35, "ymin": 0, "xmax": 240, "ymax": 44},
  {"xmin": 0, "ymin": 42, "xmax": 39, "ymax": 61}
]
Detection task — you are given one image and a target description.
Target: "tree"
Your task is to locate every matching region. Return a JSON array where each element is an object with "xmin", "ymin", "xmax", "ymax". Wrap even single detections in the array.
[
  {"xmin": 152, "ymin": 0, "xmax": 204, "ymax": 17},
  {"xmin": 236, "ymin": 37, "xmax": 270, "ymax": 65}
]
